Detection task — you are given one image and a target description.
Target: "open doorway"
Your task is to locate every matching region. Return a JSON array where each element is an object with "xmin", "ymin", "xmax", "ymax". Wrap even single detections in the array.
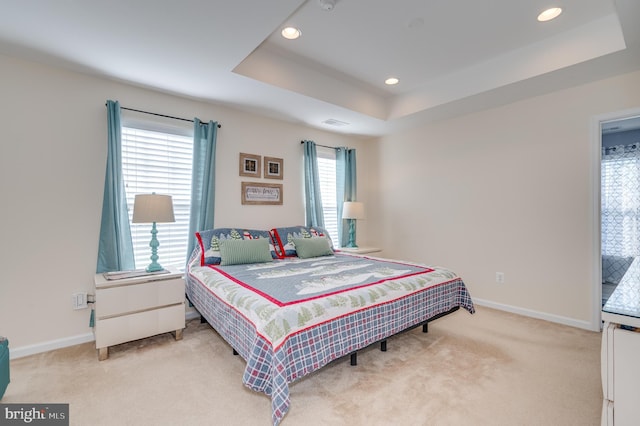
[{"xmin": 600, "ymin": 114, "xmax": 640, "ymax": 307}]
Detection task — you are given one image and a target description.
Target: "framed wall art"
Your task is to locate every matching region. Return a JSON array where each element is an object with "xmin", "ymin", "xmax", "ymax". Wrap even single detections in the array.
[
  {"xmin": 241, "ymin": 182, "xmax": 283, "ymax": 205},
  {"xmin": 264, "ymin": 156, "xmax": 283, "ymax": 180},
  {"xmin": 239, "ymin": 153, "xmax": 261, "ymax": 178}
]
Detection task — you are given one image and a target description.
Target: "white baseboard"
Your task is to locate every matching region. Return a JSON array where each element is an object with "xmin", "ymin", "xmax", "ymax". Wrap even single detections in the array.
[
  {"xmin": 473, "ymin": 298, "xmax": 598, "ymax": 331},
  {"xmin": 10, "ymin": 302, "xmax": 594, "ymax": 359},
  {"xmin": 10, "ymin": 311, "xmax": 202, "ymax": 360},
  {"xmin": 10, "ymin": 332, "xmax": 95, "ymax": 360}
]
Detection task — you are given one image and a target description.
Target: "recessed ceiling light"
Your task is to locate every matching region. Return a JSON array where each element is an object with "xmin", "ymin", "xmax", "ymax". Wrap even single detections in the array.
[
  {"xmin": 537, "ymin": 7, "xmax": 562, "ymax": 22},
  {"xmin": 385, "ymin": 77, "xmax": 399, "ymax": 85},
  {"xmin": 281, "ymin": 27, "xmax": 301, "ymax": 40}
]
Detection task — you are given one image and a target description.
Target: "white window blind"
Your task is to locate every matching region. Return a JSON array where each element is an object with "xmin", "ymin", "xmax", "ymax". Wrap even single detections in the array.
[
  {"xmin": 122, "ymin": 127, "xmax": 193, "ymax": 271},
  {"xmin": 317, "ymin": 147, "xmax": 340, "ymax": 246}
]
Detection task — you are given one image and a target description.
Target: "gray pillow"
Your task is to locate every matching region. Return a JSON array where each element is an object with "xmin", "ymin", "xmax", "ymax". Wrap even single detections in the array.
[
  {"xmin": 292, "ymin": 237, "xmax": 334, "ymax": 259},
  {"xmin": 219, "ymin": 238, "xmax": 273, "ymax": 266}
]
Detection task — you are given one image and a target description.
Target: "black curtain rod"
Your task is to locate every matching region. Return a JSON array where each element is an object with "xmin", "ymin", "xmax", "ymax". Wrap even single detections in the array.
[
  {"xmin": 300, "ymin": 140, "xmax": 335, "ymax": 149},
  {"xmin": 116, "ymin": 105, "xmax": 221, "ymax": 128}
]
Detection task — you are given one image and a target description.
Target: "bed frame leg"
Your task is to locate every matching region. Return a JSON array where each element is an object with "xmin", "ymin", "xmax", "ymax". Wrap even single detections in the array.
[
  {"xmin": 422, "ymin": 323, "xmax": 428, "ymax": 333},
  {"xmin": 200, "ymin": 315, "xmax": 207, "ymax": 324},
  {"xmin": 350, "ymin": 352, "xmax": 357, "ymax": 366},
  {"xmin": 380, "ymin": 340, "xmax": 387, "ymax": 352},
  {"xmin": 233, "ymin": 349, "xmax": 238, "ymax": 356}
]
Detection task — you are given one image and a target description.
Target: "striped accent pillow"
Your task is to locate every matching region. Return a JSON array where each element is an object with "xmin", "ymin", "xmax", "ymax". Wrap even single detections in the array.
[
  {"xmin": 195, "ymin": 228, "xmax": 278, "ymax": 265},
  {"xmin": 218, "ymin": 238, "xmax": 273, "ymax": 266},
  {"xmin": 292, "ymin": 237, "xmax": 334, "ymax": 258}
]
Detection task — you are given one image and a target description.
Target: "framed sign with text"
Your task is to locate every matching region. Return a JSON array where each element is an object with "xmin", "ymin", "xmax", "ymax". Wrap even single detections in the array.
[{"xmin": 241, "ymin": 182, "xmax": 283, "ymax": 205}]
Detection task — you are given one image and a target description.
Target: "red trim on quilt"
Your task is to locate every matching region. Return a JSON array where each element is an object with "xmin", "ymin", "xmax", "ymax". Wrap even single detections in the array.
[
  {"xmin": 271, "ymin": 277, "xmax": 460, "ymax": 351},
  {"xmin": 188, "ymin": 271, "xmax": 260, "ymax": 338},
  {"xmin": 206, "ymin": 259, "xmax": 435, "ymax": 308},
  {"xmin": 189, "ymin": 270, "xmax": 276, "ymax": 353},
  {"xmin": 189, "ymin": 268, "xmax": 461, "ymax": 353}
]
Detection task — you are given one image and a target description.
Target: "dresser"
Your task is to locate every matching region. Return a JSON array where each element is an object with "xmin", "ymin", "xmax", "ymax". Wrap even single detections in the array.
[
  {"xmin": 94, "ymin": 269, "xmax": 185, "ymax": 360},
  {"xmin": 601, "ymin": 257, "xmax": 640, "ymax": 425}
]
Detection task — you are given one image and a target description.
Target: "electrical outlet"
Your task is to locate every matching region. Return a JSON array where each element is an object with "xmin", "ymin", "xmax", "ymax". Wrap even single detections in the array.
[
  {"xmin": 72, "ymin": 292, "xmax": 88, "ymax": 310},
  {"xmin": 496, "ymin": 272, "xmax": 505, "ymax": 284}
]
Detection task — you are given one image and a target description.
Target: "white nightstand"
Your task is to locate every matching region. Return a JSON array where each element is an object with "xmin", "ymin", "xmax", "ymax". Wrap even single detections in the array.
[
  {"xmin": 94, "ymin": 268, "xmax": 185, "ymax": 361},
  {"xmin": 339, "ymin": 247, "xmax": 382, "ymax": 255}
]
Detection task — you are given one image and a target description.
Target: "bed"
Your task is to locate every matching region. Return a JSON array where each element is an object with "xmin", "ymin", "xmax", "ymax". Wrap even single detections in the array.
[{"xmin": 185, "ymin": 226, "xmax": 475, "ymax": 425}]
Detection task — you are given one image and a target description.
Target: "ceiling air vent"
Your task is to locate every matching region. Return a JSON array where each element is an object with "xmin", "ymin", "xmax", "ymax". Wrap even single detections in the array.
[{"xmin": 322, "ymin": 118, "xmax": 350, "ymax": 127}]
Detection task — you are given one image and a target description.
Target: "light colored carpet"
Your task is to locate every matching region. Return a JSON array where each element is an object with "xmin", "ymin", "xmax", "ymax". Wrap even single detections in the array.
[{"xmin": 3, "ymin": 306, "xmax": 602, "ymax": 425}]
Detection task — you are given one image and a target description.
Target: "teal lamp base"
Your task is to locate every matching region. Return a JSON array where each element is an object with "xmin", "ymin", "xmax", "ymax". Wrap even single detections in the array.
[
  {"xmin": 145, "ymin": 222, "xmax": 164, "ymax": 272},
  {"xmin": 146, "ymin": 263, "xmax": 164, "ymax": 273},
  {"xmin": 345, "ymin": 219, "xmax": 358, "ymax": 248}
]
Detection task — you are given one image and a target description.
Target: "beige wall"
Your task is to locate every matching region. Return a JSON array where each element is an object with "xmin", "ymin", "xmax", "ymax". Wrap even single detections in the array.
[
  {"xmin": 3, "ymin": 50, "xmax": 640, "ymax": 355},
  {"xmin": 0, "ymin": 54, "xmax": 368, "ymax": 353},
  {"xmin": 370, "ymin": 69, "xmax": 640, "ymax": 329}
]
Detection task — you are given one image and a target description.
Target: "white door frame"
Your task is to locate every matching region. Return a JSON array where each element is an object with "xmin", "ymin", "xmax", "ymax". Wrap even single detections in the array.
[{"xmin": 591, "ymin": 107, "xmax": 640, "ymax": 330}]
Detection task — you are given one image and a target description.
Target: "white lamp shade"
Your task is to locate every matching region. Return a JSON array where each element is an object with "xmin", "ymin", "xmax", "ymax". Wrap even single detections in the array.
[
  {"xmin": 132, "ymin": 193, "xmax": 175, "ymax": 223},
  {"xmin": 342, "ymin": 201, "xmax": 365, "ymax": 220}
]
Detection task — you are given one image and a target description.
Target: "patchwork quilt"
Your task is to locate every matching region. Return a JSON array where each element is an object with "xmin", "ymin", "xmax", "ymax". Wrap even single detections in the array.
[{"xmin": 186, "ymin": 249, "xmax": 474, "ymax": 425}]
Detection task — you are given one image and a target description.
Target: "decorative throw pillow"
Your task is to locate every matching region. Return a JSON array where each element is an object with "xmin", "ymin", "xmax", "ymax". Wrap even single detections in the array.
[
  {"xmin": 271, "ymin": 226, "xmax": 334, "ymax": 258},
  {"xmin": 195, "ymin": 228, "xmax": 278, "ymax": 265},
  {"xmin": 218, "ymin": 238, "xmax": 273, "ymax": 266},
  {"xmin": 292, "ymin": 237, "xmax": 334, "ymax": 259}
]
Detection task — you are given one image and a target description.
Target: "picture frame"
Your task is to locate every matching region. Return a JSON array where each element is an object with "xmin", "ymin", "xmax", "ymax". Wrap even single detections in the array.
[
  {"xmin": 241, "ymin": 182, "xmax": 283, "ymax": 205},
  {"xmin": 264, "ymin": 156, "xmax": 284, "ymax": 180},
  {"xmin": 239, "ymin": 153, "xmax": 261, "ymax": 177}
]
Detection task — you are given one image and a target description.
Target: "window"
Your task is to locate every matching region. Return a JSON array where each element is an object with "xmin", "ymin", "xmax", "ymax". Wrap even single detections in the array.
[
  {"xmin": 601, "ymin": 145, "xmax": 640, "ymax": 257},
  {"xmin": 121, "ymin": 126, "xmax": 193, "ymax": 271},
  {"xmin": 317, "ymin": 147, "xmax": 340, "ymax": 245}
]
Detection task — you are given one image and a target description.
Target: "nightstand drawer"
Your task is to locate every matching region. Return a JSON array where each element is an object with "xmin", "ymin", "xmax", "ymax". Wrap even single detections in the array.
[
  {"xmin": 96, "ymin": 277, "xmax": 184, "ymax": 318},
  {"xmin": 95, "ymin": 303, "xmax": 185, "ymax": 348}
]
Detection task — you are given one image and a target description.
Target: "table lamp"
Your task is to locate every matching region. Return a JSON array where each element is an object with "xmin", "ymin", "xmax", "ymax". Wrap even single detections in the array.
[
  {"xmin": 132, "ymin": 193, "xmax": 175, "ymax": 272},
  {"xmin": 342, "ymin": 201, "xmax": 365, "ymax": 248}
]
